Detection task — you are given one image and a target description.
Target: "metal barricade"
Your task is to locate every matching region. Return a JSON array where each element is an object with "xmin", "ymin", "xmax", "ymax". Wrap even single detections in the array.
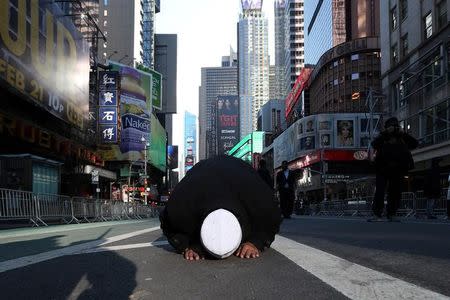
[
  {"xmin": 35, "ymin": 194, "xmax": 72, "ymax": 226},
  {"xmin": 100, "ymin": 200, "xmax": 113, "ymax": 221},
  {"xmin": 71, "ymin": 197, "xmax": 89, "ymax": 223},
  {"xmin": 398, "ymin": 192, "xmax": 415, "ymax": 217},
  {"xmin": 0, "ymin": 188, "xmax": 40, "ymax": 226}
]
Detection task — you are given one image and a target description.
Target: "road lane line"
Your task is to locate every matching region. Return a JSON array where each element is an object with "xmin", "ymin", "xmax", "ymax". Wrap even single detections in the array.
[
  {"xmin": 77, "ymin": 240, "xmax": 170, "ymax": 254},
  {"xmin": 0, "ymin": 227, "xmax": 161, "ymax": 273},
  {"xmin": 272, "ymin": 235, "xmax": 449, "ymax": 300}
]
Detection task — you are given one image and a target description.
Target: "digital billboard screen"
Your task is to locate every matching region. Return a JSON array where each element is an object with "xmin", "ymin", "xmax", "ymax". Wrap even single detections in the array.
[
  {"xmin": 0, "ymin": 1, "xmax": 90, "ymax": 129},
  {"xmin": 216, "ymin": 95, "xmax": 239, "ymax": 154},
  {"xmin": 167, "ymin": 145, "xmax": 178, "ymax": 170}
]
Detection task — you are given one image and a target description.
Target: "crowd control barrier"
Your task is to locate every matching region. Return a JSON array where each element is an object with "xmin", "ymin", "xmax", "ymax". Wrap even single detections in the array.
[{"xmin": 0, "ymin": 188, "xmax": 161, "ymax": 227}]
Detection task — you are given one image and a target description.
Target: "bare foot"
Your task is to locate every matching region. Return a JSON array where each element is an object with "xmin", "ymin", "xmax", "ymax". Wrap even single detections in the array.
[
  {"xmin": 234, "ymin": 242, "xmax": 260, "ymax": 259},
  {"xmin": 182, "ymin": 248, "xmax": 203, "ymax": 261}
]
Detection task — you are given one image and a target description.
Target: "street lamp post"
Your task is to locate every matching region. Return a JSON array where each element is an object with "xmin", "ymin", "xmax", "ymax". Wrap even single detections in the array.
[{"xmin": 141, "ymin": 136, "xmax": 149, "ymax": 204}]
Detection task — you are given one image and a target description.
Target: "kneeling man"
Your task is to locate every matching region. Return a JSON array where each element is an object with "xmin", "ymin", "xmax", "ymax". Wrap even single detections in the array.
[{"xmin": 160, "ymin": 155, "xmax": 281, "ymax": 260}]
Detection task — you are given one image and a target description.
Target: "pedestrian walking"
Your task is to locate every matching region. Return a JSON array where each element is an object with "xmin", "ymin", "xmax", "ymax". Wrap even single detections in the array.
[
  {"xmin": 424, "ymin": 157, "xmax": 442, "ymax": 219},
  {"xmin": 368, "ymin": 117, "xmax": 418, "ymax": 222},
  {"xmin": 257, "ymin": 159, "xmax": 273, "ymax": 189},
  {"xmin": 160, "ymin": 155, "xmax": 281, "ymax": 261},
  {"xmin": 276, "ymin": 160, "xmax": 295, "ymax": 219}
]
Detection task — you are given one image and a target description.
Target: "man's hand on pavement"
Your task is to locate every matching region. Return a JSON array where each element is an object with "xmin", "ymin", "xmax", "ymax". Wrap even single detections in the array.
[
  {"xmin": 183, "ymin": 248, "xmax": 203, "ymax": 261},
  {"xmin": 234, "ymin": 242, "xmax": 260, "ymax": 259}
]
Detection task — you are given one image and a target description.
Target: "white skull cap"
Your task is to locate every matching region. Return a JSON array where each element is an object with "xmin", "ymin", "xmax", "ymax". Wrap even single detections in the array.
[{"xmin": 200, "ymin": 209, "xmax": 242, "ymax": 259}]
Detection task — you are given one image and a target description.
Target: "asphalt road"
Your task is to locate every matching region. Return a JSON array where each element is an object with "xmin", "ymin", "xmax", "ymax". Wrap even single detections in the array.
[{"xmin": 0, "ymin": 217, "xmax": 449, "ymax": 299}]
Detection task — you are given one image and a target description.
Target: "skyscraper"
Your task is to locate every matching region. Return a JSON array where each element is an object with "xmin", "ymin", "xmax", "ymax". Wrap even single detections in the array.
[
  {"xmin": 304, "ymin": 0, "xmax": 380, "ymax": 65},
  {"xmin": 98, "ymin": 0, "xmax": 159, "ymax": 67},
  {"xmin": 199, "ymin": 50, "xmax": 238, "ymax": 160},
  {"xmin": 184, "ymin": 111, "xmax": 197, "ymax": 176},
  {"xmin": 238, "ymin": 0, "xmax": 270, "ymax": 138},
  {"xmin": 274, "ymin": 0, "xmax": 287, "ymax": 99},
  {"xmin": 284, "ymin": 0, "xmax": 305, "ymax": 94}
]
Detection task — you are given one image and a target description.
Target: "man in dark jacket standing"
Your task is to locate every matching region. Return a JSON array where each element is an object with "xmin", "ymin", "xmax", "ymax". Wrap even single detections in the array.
[
  {"xmin": 276, "ymin": 160, "xmax": 295, "ymax": 219},
  {"xmin": 160, "ymin": 155, "xmax": 281, "ymax": 261},
  {"xmin": 369, "ymin": 117, "xmax": 418, "ymax": 222}
]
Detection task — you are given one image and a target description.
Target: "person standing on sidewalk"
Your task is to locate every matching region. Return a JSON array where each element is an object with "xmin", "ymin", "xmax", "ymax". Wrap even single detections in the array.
[
  {"xmin": 368, "ymin": 117, "xmax": 418, "ymax": 222},
  {"xmin": 276, "ymin": 161, "xmax": 295, "ymax": 219},
  {"xmin": 424, "ymin": 157, "xmax": 442, "ymax": 219}
]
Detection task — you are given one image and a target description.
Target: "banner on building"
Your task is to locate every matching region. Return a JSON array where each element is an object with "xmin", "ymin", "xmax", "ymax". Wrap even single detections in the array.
[
  {"xmin": 216, "ymin": 95, "xmax": 239, "ymax": 154},
  {"xmin": 99, "ymin": 62, "xmax": 152, "ymax": 161},
  {"xmin": 98, "ymin": 71, "xmax": 119, "ymax": 144},
  {"xmin": 0, "ymin": 0, "xmax": 90, "ymax": 129}
]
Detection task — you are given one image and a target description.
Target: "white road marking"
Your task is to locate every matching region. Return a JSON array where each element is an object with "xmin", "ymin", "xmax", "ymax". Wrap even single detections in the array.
[
  {"xmin": 272, "ymin": 235, "xmax": 449, "ymax": 300},
  {"xmin": 77, "ymin": 240, "xmax": 169, "ymax": 254},
  {"xmin": 294, "ymin": 216, "xmax": 450, "ymax": 225},
  {"xmin": 0, "ymin": 220, "xmax": 154, "ymax": 240},
  {"xmin": 0, "ymin": 227, "xmax": 161, "ymax": 273}
]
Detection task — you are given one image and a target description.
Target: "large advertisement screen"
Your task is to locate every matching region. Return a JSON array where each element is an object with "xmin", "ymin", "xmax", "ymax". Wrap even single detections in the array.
[
  {"xmin": 216, "ymin": 95, "xmax": 239, "ymax": 154},
  {"xmin": 99, "ymin": 62, "xmax": 152, "ymax": 162},
  {"xmin": 0, "ymin": 1, "xmax": 90, "ymax": 129}
]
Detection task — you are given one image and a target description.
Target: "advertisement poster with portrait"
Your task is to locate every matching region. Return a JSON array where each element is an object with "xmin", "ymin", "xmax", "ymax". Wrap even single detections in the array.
[
  {"xmin": 300, "ymin": 136, "xmax": 316, "ymax": 151},
  {"xmin": 0, "ymin": 1, "xmax": 90, "ymax": 129},
  {"xmin": 317, "ymin": 114, "xmax": 333, "ymax": 148},
  {"xmin": 216, "ymin": 95, "xmax": 239, "ymax": 154},
  {"xmin": 99, "ymin": 62, "xmax": 152, "ymax": 162},
  {"xmin": 336, "ymin": 119, "xmax": 355, "ymax": 148}
]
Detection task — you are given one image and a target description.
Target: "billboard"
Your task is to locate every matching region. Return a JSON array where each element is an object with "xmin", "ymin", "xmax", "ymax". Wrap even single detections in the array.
[
  {"xmin": 99, "ymin": 62, "xmax": 152, "ymax": 161},
  {"xmin": 167, "ymin": 145, "xmax": 178, "ymax": 170},
  {"xmin": 0, "ymin": 0, "xmax": 90, "ymax": 129},
  {"xmin": 149, "ymin": 114, "xmax": 167, "ymax": 172},
  {"xmin": 285, "ymin": 68, "xmax": 313, "ymax": 118},
  {"xmin": 241, "ymin": 0, "xmax": 263, "ymax": 10},
  {"xmin": 216, "ymin": 95, "xmax": 239, "ymax": 154}
]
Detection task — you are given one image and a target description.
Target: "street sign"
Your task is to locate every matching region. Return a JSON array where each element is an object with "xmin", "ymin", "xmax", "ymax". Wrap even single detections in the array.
[{"xmin": 92, "ymin": 170, "xmax": 99, "ymax": 184}]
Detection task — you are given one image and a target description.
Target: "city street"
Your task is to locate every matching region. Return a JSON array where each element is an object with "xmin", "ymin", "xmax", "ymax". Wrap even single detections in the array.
[{"xmin": 1, "ymin": 217, "xmax": 449, "ymax": 299}]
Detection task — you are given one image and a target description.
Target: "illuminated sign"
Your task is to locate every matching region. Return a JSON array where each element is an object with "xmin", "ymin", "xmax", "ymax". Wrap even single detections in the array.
[
  {"xmin": 0, "ymin": 0, "xmax": 90, "ymax": 129},
  {"xmin": 285, "ymin": 68, "xmax": 313, "ymax": 118},
  {"xmin": 98, "ymin": 71, "xmax": 119, "ymax": 144}
]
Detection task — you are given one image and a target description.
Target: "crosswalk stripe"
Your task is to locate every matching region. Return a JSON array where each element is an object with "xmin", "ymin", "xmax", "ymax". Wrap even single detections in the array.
[
  {"xmin": 0, "ymin": 227, "xmax": 160, "ymax": 273},
  {"xmin": 272, "ymin": 235, "xmax": 449, "ymax": 300}
]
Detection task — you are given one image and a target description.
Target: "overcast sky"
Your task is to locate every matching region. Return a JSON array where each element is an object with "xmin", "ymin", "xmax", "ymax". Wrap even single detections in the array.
[{"xmin": 156, "ymin": 0, "xmax": 275, "ymax": 165}]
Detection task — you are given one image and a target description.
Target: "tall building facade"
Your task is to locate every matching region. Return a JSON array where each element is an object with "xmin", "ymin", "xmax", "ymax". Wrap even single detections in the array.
[
  {"xmin": 238, "ymin": 1, "xmax": 270, "ymax": 138},
  {"xmin": 184, "ymin": 111, "xmax": 197, "ymax": 176},
  {"xmin": 155, "ymin": 34, "xmax": 178, "ymax": 145},
  {"xmin": 199, "ymin": 50, "xmax": 238, "ymax": 160},
  {"xmin": 304, "ymin": 0, "xmax": 380, "ymax": 65},
  {"xmin": 380, "ymin": 0, "xmax": 450, "ymax": 186},
  {"xmin": 274, "ymin": 0, "xmax": 287, "ymax": 99},
  {"xmin": 284, "ymin": 0, "xmax": 305, "ymax": 94},
  {"xmin": 98, "ymin": 0, "xmax": 159, "ymax": 67}
]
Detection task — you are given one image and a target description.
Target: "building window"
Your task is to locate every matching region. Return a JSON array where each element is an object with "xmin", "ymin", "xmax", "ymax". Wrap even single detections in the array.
[
  {"xmin": 351, "ymin": 73, "xmax": 359, "ymax": 80},
  {"xmin": 391, "ymin": 6, "xmax": 398, "ymax": 30},
  {"xmin": 391, "ymin": 44, "xmax": 399, "ymax": 64},
  {"xmin": 104, "ymin": 10, "xmax": 108, "ymax": 17},
  {"xmin": 103, "ymin": 20, "xmax": 107, "ymax": 27},
  {"xmin": 104, "ymin": 0, "xmax": 108, "ymax": 5},
  {"xmin": 437, "ymin": 0, "xmax": 447, "ymax": 30},
  {"xmin": 401, "ymin": 34, "xmax": 408, "ymax": 57},
  {"xmin": 351, "ymin": 54, "xmax": 359, "ymax": 61},
  {"xmin": 400, "ymin": 0, "xmax": 407, "ymax": 21},
  {"xmin": 424, "ymin": 12, "xmax": 433, "ymax": 39}
]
